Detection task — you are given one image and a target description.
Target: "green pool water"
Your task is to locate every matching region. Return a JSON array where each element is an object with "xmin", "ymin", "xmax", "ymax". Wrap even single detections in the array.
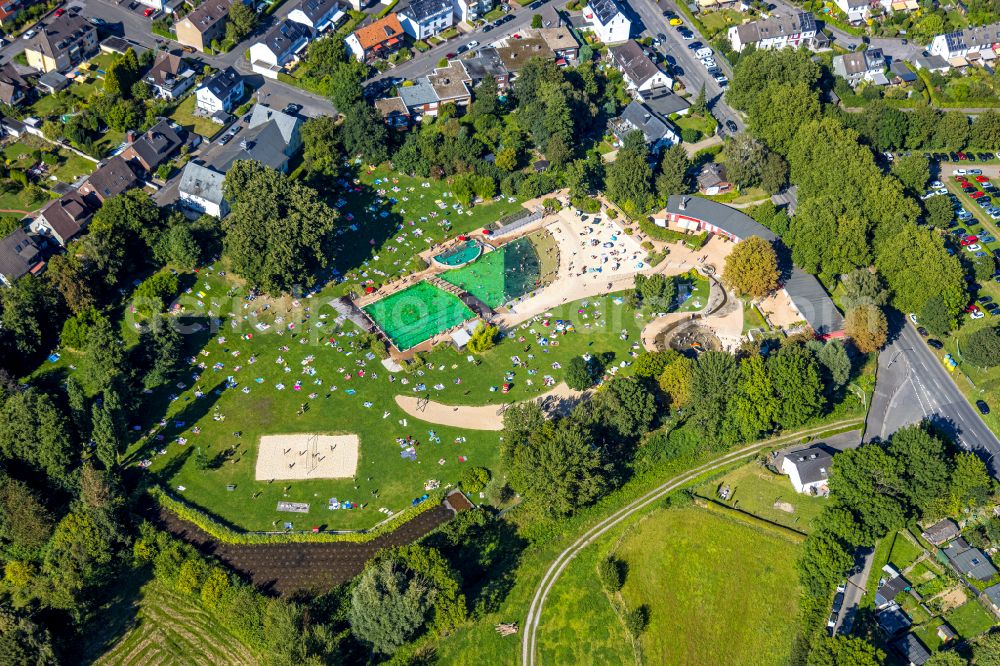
[
  {"xmin": 434, "ymin": 240, "xmax": 482, "ymax": 267},
  {"xmin": 438, "ymin": 237, "xmax": 542, "ymax": 308},
  {"xmin": 362, "ymin": 281, "xmax": 474, "ymax": 351}
]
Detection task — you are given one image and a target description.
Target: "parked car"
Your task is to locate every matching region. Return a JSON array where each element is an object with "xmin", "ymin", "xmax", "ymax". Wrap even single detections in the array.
[
  {"xmin": 143, "ymin": 7, "xmax": 155, "ymax": 16},
  {"xmin": 967, "ymin": 244, "xmax": 983, "ymax": 252},
  {"xmin": 977, "ymin": 175, "xmax": 991, "ymax": 182},
  {"xmin": 918, "ymin": 326, "xmax": 929, "ymax": 337},
  {"xmin": 54, "ymin": 7, "xmax": 65, "ymax": 16},
  {"xmin": 927, "ymin": 339, "xmax": 943, "ymax": 349},
  {"xmin": 977, "ymin": 400, "xmax": 991, "ymax": 415},
  {"xmin": 909, "ymin": 313, "xmax": 918, "ymax": 324},
  {"xmin": 21, "ymin": 28, "xmax": 35, "ymax": 40},
  {"xmin": 282, "ymin": 103, "xmax": 302, "ymax": 115},
  {"xmin": 970, "ymin": 169, "xmax": 984, "ymax": 175},
  {"xmin": 726, "ymin": 120, "xmax": 738, "ymax": 132},
  {"xmin": 955, "ymin": 169, "xmax": 968, "ymax": 175}
]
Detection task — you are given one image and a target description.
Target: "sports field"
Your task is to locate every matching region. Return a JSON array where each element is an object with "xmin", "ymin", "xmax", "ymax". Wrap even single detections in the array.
[
  {"xmin": 362, "ymin": 281, "xmax": 474, "ymax": 350},
  {"xmin": 439, "ymin": 236, "xmax": 545, "ymax": 308}
]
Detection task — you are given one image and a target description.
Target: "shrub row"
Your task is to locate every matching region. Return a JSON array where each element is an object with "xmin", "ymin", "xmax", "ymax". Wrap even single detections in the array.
[{"xmin": 149, "ymin": 485, "xmax": 447, "ymax": 544}]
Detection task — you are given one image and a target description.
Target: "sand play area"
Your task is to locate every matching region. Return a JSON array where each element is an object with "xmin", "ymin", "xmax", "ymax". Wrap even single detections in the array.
[{"xmin": 255, "ymin": 434, "xmax": 360, "ymax": 481}]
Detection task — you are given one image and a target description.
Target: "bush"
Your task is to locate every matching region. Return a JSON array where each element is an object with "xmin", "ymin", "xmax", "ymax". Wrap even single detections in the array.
[
  {"xmin": 623, "ymin": 605, "xmax": 649, "ymax": 636},
  {"xmin": 460, "ymin": 466, "xmax": 490, "ymax": 493},
  {"xmin": 681, "ymin": 127, "xmax": 702, "ymax": 143},
  {"xmin": 571, "ymin": 195, "xmax": 601, "ymax": 213},
  {"xmin": 565, "ymin": 355, "xmax": 597, "ymax": 390},
  {"xmin": 467, "ymin": 322, "xmax": 499, "ymax": 354},
  {"xmin": 598, "ymin": 555, "xmax": 625, "ymax": 592}
]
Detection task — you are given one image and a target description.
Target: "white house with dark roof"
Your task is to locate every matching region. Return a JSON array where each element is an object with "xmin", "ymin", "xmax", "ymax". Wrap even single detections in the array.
[
  {"xmin": 250, "ymin": 19, "xmax": 311, "ymax": 78},
  {"xmin": 398, "ymin": 0, "xmax": 454, "ymax": 39},
  {"xmin": 453, "ymin": 0, "xmax": 493, "ymax": 24},
  {"xmin": 179, "ymin": 162, "xmax": 229, "ymax": 218},
  {"xmin": 608, "ymin": 41, "xmax": 672, "ymax": 92},
  {"xmin": 727, "ymin": 12, "xmax": 818, "ymax": 52},
  {"xmin": 781, "ymin": 446, "xmax": 833, "ymax": 495},
  {"xmin": 196, "ymin": 67, "xmax": 245, "ymax": 115},
  {"xmin": 288, "ymin": 0, "xmax": 345, "ymax": 32},
  {"xmin": 580, "ymin": 0, "xmax": 630, "ymax": 43},
  {"xmin": 610, "ymin": 100, "xmax": 679, "ymax": 154},
  {"xmin": 930, "ymin": 23, "xmax": 1000, "ymax": 60},
  {"xmin": 834, "ymin": 0, "xmax": 869, "ymax": 23},
  {"xmin": 832, "ymin": 48, "xmax": 885, "ymax": 86},
  {"xmin": 143, "ymin": 52, "xmax": 196, "ymax": 100}
]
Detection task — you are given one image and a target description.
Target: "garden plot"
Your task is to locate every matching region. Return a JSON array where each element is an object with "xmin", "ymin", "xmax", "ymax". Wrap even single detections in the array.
[{"xmin": 255, "ymin": 434, "xmax": 359, "ymax": 481}]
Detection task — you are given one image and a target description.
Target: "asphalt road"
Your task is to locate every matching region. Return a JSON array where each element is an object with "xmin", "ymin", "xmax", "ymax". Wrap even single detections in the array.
[
  {"xmin": 628, "ymin": 0, "xmax": 743, "ymax": 134},
  {"xmin": 865, "ymin": 316, "xmax": 1000, "ymax": 473}
]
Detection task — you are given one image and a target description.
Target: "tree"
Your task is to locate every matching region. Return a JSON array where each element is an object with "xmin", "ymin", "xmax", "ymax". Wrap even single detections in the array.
[
  {"xmin": 131, "ymin": 80, "xmax": 152, "ymax": 101},
  {"xmin": 0, "ymin": 276, "xmax": 61, "ymax": 358},
  {"xmin": 658, "ymin": 356, "xmax": 694, "ymax": 408},
  {"xmin": 725, "ymin": 134, "xmax": 766, "ymax": 188},
  {"xmin": 565, "ymin": 355, "xmax": 597, "ymax": 390},
  {"xmin": 655, "ymin": 143, "xmax": 690, "ymax": 197},
  {"xmin": 690, "ymin": 351, "xmax": 737, "ymax": 438},
  {"xmin": 691, "ymin": 84, "xmax": 707, "ymax": 116},
  {"xmin": 633, "ymin": 274, "xmax": 676, "ymax": 311},
  {"xmin": 845, "ymin": 304, "xmax": 888, "ymax": 354},
  {"xmin": 814, "ymin": 339, "xmax": 851, "ymax": 391},
  {"xmin": 0, "ymin": 389, "xmax": 77, "ymax": 489},
  {"xmin": 840, "ymin": 269, "xmax": 888, "ymax": 310},
  {"xmin": 963, "ymin": 326, "xmax": 1000, "ymax": 367},
  {"xmin": 728, "ymin": 354, "xmax": 778, "ymax": 441},
  {"xmin": 340, "ymin": 102, "xmax": 389, "ymax": 164},
  {"xmin": 0, "ymin": 476, "xmax": 54, "ymax": 558},
  {"xmin": 61, "ymin": 304, "xmax": 104, "ymax": 350},
  {"xmin": 935, "ymin": 111, "xmax": 969, "ymax": 149},
  {"xmin": 767, "ymin": 343, "xmax": 824, "ymax": 429},
  {"xmin": 974, "ymin": 253, "xmax": 996, "ymax": 283},
  {"xmin": 972, "ymin": 631, "xmax": 1000, "ymax": 665},
  {"xmin": 605, "ymin": 132, "xmax": 653, "ymax": 216},
  {"xmin": 300, "ymin": 115, "xmax": 342, "ymax": 178},
  {"xmin": 328, "ymin": 60, "xmax": 367, "ymax": 111},
  {"xmin": 887, "ymin": 425, "xmax": 951, "ymax": 515},
  {"xmin": 91, "ymin": 401, "xmax": 121, "ymax": 471},
  {"xmin": 225, "ymin": 1, "xmax": 258, "ymax": 43},
  {"xmin": 923, "ymin": 195, "xmax": 954, "ymax": 229},
  {"xmin": 222, "ymin": 161, "xmax": 339, "ymax": 294},
  {"xmin": 827, "ymin": 445, "xmax": 907, "ymax": 544},
  {"xmin": 949, "ymin": 452, "xmax": 993, "ymax": 514},
  {"xmin": 807, "ymin": 636, "xmax": 884, "ymax": 666},
  {"xmin": 78, "ymin": 316, "xmax": 125, "ymax": 391},
  {"xmin": 891, "ymin": 153, "xmax": 930, "ymax": 193},
  {"xmin": 598, "ymin": 556, "xmax": 624, "ymax": 592},
  {"xmin": 760, "ymin": 152, "xmax": 788, "ymax": 195},
  {"xmin": 467, "ymin": 323, "xmax": 499, "ymax": 354},
  {"xmin": 153, "ymin": 221, "xmax": 201, "ymax": 269},
  {"xmin": 920, "ymin": 295, "xmax": 954, "ymax": 337},
  {"xmin": 875, "ymin": 225, "xmax": 966, "ymax": 319},
  {"xmin": 722, "ymin": 236, "xmax": 779, "ymax": 299},
  {"xmin": 593, "ymin": 376, "xmax": 656, "ymax": 440},
  {"xmin": 460, "ymin": 466, "xmax": 490, "ymax": 493},
  {"xmin": 623, "ymin": 606, "xmax": 648, "ymax": 636},
  {"xmin": 972, "ymin": 111, "xmax": 1000, "ymax": 148},
  {"xmin": 632, "ymin": 350, "xmax": 676, "ymax": 379},
  {"xmin": 506, "ymin": 418, "xmax": 607, "ymax": 517}
]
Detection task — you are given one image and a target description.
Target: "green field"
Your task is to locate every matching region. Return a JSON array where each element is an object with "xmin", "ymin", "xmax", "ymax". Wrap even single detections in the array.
[
  {"xmin": 696, "ymin": 462, "xmax": 827, "ymax": 533},
  {"xmin": 538, "ymin": 504, "xmax": 802, "ymax": 665},
  {"xmin": 888, "ymin": 532, "xmax": 924, "ymax": 570},
  {"xmin": 363, "ymin": 281, "xmax": 475, "ymax": 350},
  {"xmin": 91, "ymin": 578, "xmax": 258, "ymax": 665},
  {"xmin": 169, "ymin": 94, "xmax": 225, "ymax": 140}
]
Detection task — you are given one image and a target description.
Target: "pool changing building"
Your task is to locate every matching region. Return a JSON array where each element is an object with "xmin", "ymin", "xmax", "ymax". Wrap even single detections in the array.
[{"xmin": 657, "ymin": 195, "xmax": 845, "ymax": 338}]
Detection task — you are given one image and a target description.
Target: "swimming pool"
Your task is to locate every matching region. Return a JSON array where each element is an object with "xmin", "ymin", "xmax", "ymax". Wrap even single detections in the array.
[
  {"xmin": 433, "ymin": 240, "xmax": 483, "ymax": 267},
  {"xmin": 438, "ymin": 236, "xmax": 542, "ymax": 308},
  {"xmin": 362, "ymin": 282, "xmax": 475, "ymax": 351}
]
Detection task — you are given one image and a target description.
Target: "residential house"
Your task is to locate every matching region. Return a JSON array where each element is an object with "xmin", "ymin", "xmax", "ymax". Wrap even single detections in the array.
[
  {"xmin": 344, "ymin": 13, "xmax": 405, "ymax": 62},
  {"xmin": 196, "ymin": 67, "xmax": 244, "ymax": 115},
  {"xmin": 931, "ymin": 24, "xmax": 1000, "ymax": 60},
  {"xmin": 876, "ymin": 603, "xmax": 912, "ymax": 636},
  {"xmin": 834, "ymin": 0, "xmax": 868, "ymax": 23},
  {"xmin": 0, "ymin": 1, "xmax": 19, "ymax": 28},
  {"xmin": 121, "ymin": 119, "xmax": 187, "ymax": 174},
  {"xmin": 943, "ymin": 537, "xmax": 999, "ymax": 581},
  {"xmin": 780, "ymin": 446, "xmax": 833, "ymax": 494},
  {"xmin": 374, "ymin": 96, "xmax": 411, "ymax": 128},
  {"xmin": 893, "ymin": 634, "xmax": 930, "ymax": 666},
  {"xmin": 25, "ymin": 14, "xmax": 98, "ymax": 73},
  {"xmin": 609, "ymin": 100, "xmax": 680, "ymax": 154},
  {"xmin": 1, "ymin": 117, "xmax": 26, "ymax": 138},
  {"xmin": 32, "ymin": 191, "xmax": 93, "ymax": 246},
  {"xmin": 0, "ymin": 228, "xmax": 43, "ymax": 287},
  {"xmin": 250, "ymin": 19, "xmax": 311, "ymax": 78},
  {"xmin": 37, "ymin": 71, "xmax": 69, "ymax": 94},
  {"xmin": 392, "ymin": 61, "xmax": 473, "ymax": 119},
  {"xmin": 143, "ymin": 52, "xmax": 197, "ymax": 100},
  {"xmin": 638, "ymin": 85, "xmax": 690, "ymax": 117},
  {"xmin": 660, "ymin": 195, "xmax": 845, "ymax": 336},
  {"xmin": 175, "ymin": 0, "xmax": 231, "ymax": 53},
  {"xmin": 537, "ymin": 26, "xmax": 579, "ymax": 62},
  {"xmin": 463, "ymin": 46, "xmax": 510, "ymax": 89},
  {"xmin": 832, "ymin": 48, "xmax": 886, "ymax": 86},
  {"xmin": 78, "ymin": 156, "xmax": 141, "ymax": 207},
  {"xmin": 0, "ymin": 62, "xmax": 28, "ymax": 106},
  {"xmin": 890, "ymin": 60, "xmax": 917, "ymax": 84},
  {"xmin": 608, "ymin": 40, "xmax": 672, "ymax": 93},
  {"xmin": 178, "ymin": 162, "xmax": 229, "ymax": 218},
  {"xmin": 579, "ymin": 0, "xmax": 630, "ymax": 43},
  {"xmin": 398, "ymin": 0, "xmax": 454, "ymax": 39},
  {"xmin": 696, "ymin": 163, "xmax": 731, "ymax": 195},
  {"xmin": 727, "ymin": 12, "xmax": 818, "ymax": 53},
  {"xmin": 453, "ymin": 0, "xmax": 493, "ymax": 24},
  {"xmin": 288, "ymin": 0, "xmax": 345, "ymax": 33},
  {"xmin": 921, "ymin": 518, "xmax": 960, "ymax": 546},
  {"xmin": 874, "ymin": 574, "xmax": 911, "ymax": 609},
  {"xmin": 982, "ymin": 583, "xmax": 1000, "ymax": 615},
  {"xmin": 914, "ymin": 52, "xmax": 950, "ymax": 73},
  {"xmin": 697, "ymin": 0, "xmax": 741, "ymax": 11},
  {"xmin": 497, "ymin": 36, "xmax": 554, "ymax": 72},
  {"xmin": 209, "ymin": 104, "xmax": 302, "ymax": 172}
]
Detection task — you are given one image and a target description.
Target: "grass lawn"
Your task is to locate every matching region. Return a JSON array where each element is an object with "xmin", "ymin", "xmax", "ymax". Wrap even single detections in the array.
[
  {"xmin": 888, "ymin": 532, "xmax": 925, "ymax": 570},
  {"xmin": 610, "ymin": 505, "xmax": 801, "ymax": 665},
  {"xmin": 673, "ymin": 270, "xmax": 710, "ymax": 312},
  {"xmin": 87, "ymin": 574, "xmax": 258, "ymax": 665},
  {"xmin": 743, "ymin": 300, "xmax": 769, "ymax": 334},
  {"xmin": 945, "ymin": 600, "xmax": 996, "ymax": 639},
  {"xmin": 695, "ymin": 462, "xmax": 827, "ymax": 533},
  {"xmin": 169, "ymin": 94, "xmax": 224, "ymax": 140},
  {"xmin": 675, "ymin": 113, "xmax": 717, "ymax": 138},
  {"xmin": 3, "ymin": 138, "xmax": 95, "ymax": 185},
  {"xmin": 698, "ymin": 9, "xmax": 743, "ymax": 39}
]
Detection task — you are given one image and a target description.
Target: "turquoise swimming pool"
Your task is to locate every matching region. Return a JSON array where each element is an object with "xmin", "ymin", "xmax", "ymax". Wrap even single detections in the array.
[{"xmin": 433, "ymin": 240, "xmax": 483, "ymax": 267}]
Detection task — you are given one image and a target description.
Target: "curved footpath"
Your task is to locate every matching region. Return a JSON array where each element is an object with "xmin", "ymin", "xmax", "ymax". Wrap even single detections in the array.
[
  {"xmin": 521, "ymin": 417, "xmax": 864, "ymax": 666},
  {"xmin": 394, "ymin": 383, "xmax": 587, "ymax": 431}
]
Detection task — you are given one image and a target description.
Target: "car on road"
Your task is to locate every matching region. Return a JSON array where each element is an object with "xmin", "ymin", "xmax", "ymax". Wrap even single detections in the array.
[
  {"xmin": 22, "ymin": 28, "xmax": 35, "ymax": 40},
  {"xmin": 144, "ymin": 7, "xmax": 155, "ymax": 16},
  {"xmin": 456, "ymin": 44, "xmax": 468, "ymax": 54},
  {"xmin": 467, "ymin": 40, "xmax": 478, "ymax": 48},
  {"xmin": 978, "ymin": 400, "xmax": 991, "ymax": 415},
  {"xmin": 928, "ymin": 339, "xmax": 943, "ymax": 349},
  {"xmin": 726, "ymin": 120, "xmax": 738, "ymax": 132},
  {"xmin": 445, "ymin": 51, "xmax": 457, "ymax": 58},
  {"xmin": 54, "ymin": 7, "xmax": 65, "ymax": 16},
  {"xmin": 832, "ymin": 592, "xmax": 845, "ymax": 613},
  {"xmin": 282, "ymin": 103, "xmax": 302, "ymax": 115}
]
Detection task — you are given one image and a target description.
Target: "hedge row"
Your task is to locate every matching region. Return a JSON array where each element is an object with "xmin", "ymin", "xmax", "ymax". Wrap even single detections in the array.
[
  {"xmin": 637, "ymin": 216, "xmax": 709, "ymax": 249},
  {"xmin": 150, "ymin": 485, "xmax": 447, "ymax": 545}
]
